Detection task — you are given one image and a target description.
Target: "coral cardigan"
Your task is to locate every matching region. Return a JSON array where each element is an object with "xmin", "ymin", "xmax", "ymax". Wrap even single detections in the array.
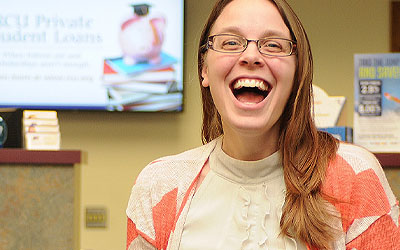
[{"xmin": 126, "ymin": 139, "xmax": 400, "ymax": 250}]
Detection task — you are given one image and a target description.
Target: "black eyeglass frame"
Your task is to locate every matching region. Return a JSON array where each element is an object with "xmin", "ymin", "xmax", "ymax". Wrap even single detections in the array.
[{"xmin": 205, "ymin": 34, "xmax": 297, "ymax": 57}]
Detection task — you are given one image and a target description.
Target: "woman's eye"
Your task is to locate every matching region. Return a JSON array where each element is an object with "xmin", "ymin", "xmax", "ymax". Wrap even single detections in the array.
[
  {"xmin": 261, "ymin": 41, "xmax": 282, "ymax": 51},
  {"xmin": 223, "ymin": 40, "xmax": 240, "ymax": 46},
  {"xmin": 220, "ymin": 39, "xmax": 243, "ymax": 51},
  {"xmin": 267, "ymin": 43, "xmax": 279, "ymax": 47}
]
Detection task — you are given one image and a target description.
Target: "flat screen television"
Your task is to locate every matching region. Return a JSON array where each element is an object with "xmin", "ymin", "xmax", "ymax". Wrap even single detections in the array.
[{"xmin": 0, "ymin": 0, "xmax": 184, "ymax": 112}]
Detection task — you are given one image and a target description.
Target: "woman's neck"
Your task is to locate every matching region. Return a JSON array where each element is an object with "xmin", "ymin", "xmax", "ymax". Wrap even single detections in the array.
[{"xmin": 221, "ymin": 132, "xmax": 279, "ymax": 161}]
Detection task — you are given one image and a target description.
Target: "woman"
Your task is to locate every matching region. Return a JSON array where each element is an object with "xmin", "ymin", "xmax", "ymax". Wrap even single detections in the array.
[{"xmin": 126, "ymin": 0, "xmax": 400, "ymax": 249}]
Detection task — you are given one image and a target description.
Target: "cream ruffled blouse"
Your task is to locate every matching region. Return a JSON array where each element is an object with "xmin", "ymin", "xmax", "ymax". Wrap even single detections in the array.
[{"xmin": 179, "ymin": 138, "xmax": 306, "ymax": 250}]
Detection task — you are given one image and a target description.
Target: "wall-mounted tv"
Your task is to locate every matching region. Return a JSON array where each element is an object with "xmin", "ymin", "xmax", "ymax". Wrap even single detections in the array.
[{"xmin": 0, "ymin": 0, "xmax": 184, "ymax": 112}]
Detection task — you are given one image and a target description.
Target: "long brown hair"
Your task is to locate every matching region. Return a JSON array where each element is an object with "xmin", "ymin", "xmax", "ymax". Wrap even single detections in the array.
[{"xmin": 197, "ymin": 0, "xmax": 339, "ymax": 249}]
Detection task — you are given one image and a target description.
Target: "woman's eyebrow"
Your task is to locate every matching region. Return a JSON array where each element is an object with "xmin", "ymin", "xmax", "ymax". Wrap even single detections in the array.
[
  {"xmin": 214, "ymin": 26, "xmax": 242, "ymax": 35},
  {"xmin": 214, "ymin": 26, "xmax": 290, "ymax": 38},
  {"xmin": 261, "ymin": 29, "xmax": 290, "ymax": 38}
]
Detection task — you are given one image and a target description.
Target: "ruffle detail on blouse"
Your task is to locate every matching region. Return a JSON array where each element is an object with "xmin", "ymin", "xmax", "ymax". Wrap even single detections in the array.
[
  {"xmin": 236, "ymin": 184, "xmax": 272, "ymax": 250},
  {"xmin": 233, "ymin": 185, "xmax": 299, "ymax": 250},
  {"xmin": 259, "ymin": 184, "xmax": 270, "ymax": 248},
  {"xmin": 234, "ymin": 186, "xmax": 252, "ymax": 247}
]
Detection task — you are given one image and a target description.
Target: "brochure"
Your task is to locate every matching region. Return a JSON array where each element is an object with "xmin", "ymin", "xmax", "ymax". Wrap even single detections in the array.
[{"xmin": 354, "ymin": 53, "xmax": 400, "ymax": 152}]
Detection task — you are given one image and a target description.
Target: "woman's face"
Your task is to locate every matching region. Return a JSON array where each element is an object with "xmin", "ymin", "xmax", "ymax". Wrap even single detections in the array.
[{"xmin": 202, "ymin": 0, "xmax": 296, "ymax": 141}]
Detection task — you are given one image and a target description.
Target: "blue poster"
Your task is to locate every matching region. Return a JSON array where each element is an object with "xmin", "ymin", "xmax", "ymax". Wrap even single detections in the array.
[{"xmin": 354, "ymin": 53, "xmax": 400, "ymax": 152}]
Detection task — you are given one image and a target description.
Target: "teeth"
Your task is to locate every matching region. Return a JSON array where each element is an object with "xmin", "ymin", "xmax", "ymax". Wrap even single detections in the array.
[{"xmin": 233, "ymin": 79, "xmax": 269, "ymax": 91}]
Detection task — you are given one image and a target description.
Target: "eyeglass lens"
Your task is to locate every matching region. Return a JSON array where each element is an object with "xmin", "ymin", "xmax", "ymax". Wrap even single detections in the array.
[{"xmin": 210, "ymin": 34, "xmax": 294, "ymax": 56}]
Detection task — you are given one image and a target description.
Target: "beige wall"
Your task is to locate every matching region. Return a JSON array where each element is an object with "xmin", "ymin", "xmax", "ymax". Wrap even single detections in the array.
[
  {"xmin": 287, "ymin": 0, "xmax": 390, "ymax": 125},
  {"xmin": 58, "ymin": 1, "xmax": 391, "ymax": 249}
]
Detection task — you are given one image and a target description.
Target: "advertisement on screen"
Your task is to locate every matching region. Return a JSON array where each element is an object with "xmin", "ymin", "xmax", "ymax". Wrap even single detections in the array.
[{"xmin": 0, "ymin": 0, "xmax": 184, "ymax": 112}]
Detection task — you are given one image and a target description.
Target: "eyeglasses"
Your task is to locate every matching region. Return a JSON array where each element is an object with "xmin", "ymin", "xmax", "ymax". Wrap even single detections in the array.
[{"xmin": 206, "ymin": 34, "xmax": 297, "ymax": 57}]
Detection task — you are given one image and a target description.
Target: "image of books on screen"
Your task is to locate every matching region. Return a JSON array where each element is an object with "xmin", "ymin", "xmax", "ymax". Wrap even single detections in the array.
[{"xmin": 103, "ymin": 53, "xmax": 182, "ymax": 112}]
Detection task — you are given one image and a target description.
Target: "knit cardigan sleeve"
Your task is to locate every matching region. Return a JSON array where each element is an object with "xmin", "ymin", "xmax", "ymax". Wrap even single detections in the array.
[
  {"xmin": 322, "ymin": 143, "xmax": 400, "ymax": 250},
  {"xmin": 126, "ymin": 140, "xmax": 217, "ymax": 250}
]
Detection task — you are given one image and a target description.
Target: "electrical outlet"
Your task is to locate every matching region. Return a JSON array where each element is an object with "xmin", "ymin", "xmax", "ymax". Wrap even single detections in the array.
[{"xmin": 85, "ymin": 207, "xmax": 107, "ymax": 228}]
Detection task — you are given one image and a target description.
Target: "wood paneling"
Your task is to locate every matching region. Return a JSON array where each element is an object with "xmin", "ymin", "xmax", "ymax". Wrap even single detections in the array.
[{"xmin": 391, "ymin": 1, "xmax": 400, "ymax": 52}]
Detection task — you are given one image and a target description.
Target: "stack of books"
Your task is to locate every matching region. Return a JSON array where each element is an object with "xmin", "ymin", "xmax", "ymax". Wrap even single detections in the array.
[
  {"xmin": 318, "ymin": 126, "xmax": 353, "ymax": 142},
  {"xmin": 22, "ymin": 110, "xmax": 60, "ymax": 150},
  {"xmin": 103, "ymin": 52, "xmax": 183, "ymax": 112}
]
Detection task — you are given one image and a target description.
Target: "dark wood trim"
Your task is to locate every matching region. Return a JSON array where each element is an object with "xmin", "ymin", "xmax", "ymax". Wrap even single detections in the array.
[
  {"xmin": 391, "ymin": 1, "xmax": 400, "ymax": 52},
  {"xmin": 0, "ymin": 148, "xmax": 81, "ymax": 165},
  {"xmin": 374, "ymin": 153, "xmax": 400, "ymax": 167},
  {"xmin": 0, "ymin": 149, "xmax": 396, "ymax": 167}
]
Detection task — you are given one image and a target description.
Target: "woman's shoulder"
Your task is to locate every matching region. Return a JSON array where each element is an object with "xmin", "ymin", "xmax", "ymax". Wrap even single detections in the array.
[
  {"xmin": 325, "ymin": 142, "xmax": 391, "ymax": 187},
  {"xmin": 334, "ymin": 142, "xmax": 382, "ymax": 174},
  {"xmin": 323, "ymin": 142, "xmax": 397, "ymax": 208},
  {"xmin": 134, "ymin": 139, "xmax": 218, "ymax": 187},
  {"xmin": 152, "ymin": 139, "xmax": 218, "ymax": 165}
]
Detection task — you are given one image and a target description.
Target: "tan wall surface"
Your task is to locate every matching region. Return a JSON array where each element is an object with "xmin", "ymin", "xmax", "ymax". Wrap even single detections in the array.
[
  {"xmin": 57, "ymin": 1, "xmax": 393, "ymax": 250},
  {"xmin": 288, "ymin": 0, "xmax": 390, "ymax": 125}
]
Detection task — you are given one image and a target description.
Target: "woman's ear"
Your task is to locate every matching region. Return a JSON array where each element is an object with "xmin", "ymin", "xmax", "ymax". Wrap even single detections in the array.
[{"xmin": 201, "ymin": 65, "xmax": 209, "ymax": 87}]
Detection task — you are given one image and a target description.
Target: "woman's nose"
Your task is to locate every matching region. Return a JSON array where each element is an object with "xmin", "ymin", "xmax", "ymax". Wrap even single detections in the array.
[{"xmin": 239, "ymin": 41, "xmax": 264, "ymax": 67}]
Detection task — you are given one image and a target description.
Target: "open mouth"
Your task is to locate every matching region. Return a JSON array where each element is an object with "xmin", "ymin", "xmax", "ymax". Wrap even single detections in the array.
[{"xmin": 232, "ymin": 79, "xmax": 270, "ymax": 104}]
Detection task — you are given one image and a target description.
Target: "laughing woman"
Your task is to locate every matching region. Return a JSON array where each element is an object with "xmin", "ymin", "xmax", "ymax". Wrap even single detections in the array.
[{"xmin": 126, "ymin": 0, "xmax": 400, "ymax": 249}]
